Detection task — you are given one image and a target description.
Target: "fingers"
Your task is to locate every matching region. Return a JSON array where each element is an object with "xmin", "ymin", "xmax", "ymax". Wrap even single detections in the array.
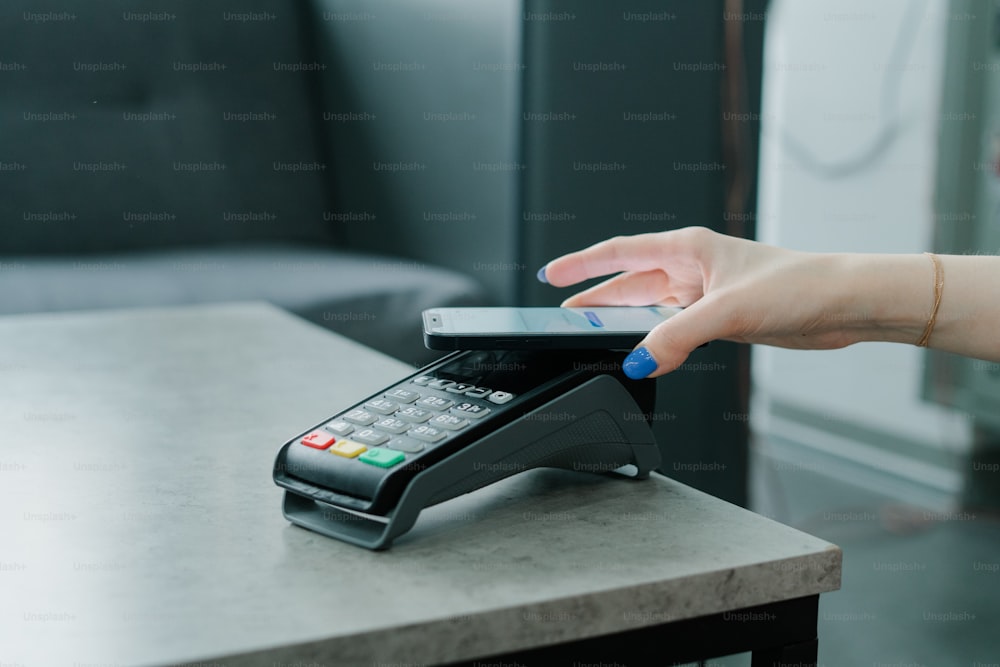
[
  {"xmin": 535, "ymin": 227, "xmax": 727, "ymax": 379},
  {"xmin": 541, "ymin": 233, "xmax": 675, "ymax": 287},
  {"xmin": 621, "ymin": 297, "xmax": 723, "ymax": 379},
  {"xmin": 560, "ymin": 270, "xmax": 672, "ymax": 308}
]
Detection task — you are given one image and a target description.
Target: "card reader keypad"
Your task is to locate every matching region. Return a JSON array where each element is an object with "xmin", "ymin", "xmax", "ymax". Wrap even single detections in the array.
[{"xmin": 300, "ymin": 375, "xmax": 515, "ymax": 470}]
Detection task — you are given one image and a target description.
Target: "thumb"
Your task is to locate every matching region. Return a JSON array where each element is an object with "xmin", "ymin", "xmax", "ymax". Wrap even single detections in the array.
[{"xmin": 621, "ymin": 299, "xmax": 721, "ymax": 379}]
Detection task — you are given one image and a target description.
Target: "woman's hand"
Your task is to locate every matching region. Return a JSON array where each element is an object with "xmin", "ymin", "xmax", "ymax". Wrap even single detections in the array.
[{"xmin": 538, "ymin": 226, "xmax": 922, "ymax": 378}]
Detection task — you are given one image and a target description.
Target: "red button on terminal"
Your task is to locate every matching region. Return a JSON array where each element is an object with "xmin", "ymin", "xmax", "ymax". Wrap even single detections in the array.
[{"xmin": 301, "ymin": 431, "xmax": 336, "ymax": 449}]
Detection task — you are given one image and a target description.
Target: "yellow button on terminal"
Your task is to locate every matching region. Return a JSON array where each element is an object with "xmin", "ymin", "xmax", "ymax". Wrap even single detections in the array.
[{"xmin": 330, "ymin": 439, "xmax": 367, "ymax": 458}]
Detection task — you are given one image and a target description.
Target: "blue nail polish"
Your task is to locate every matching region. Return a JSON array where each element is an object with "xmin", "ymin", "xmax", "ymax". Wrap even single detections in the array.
[
  {"xmin": 622, "ymin": 347, "xmax": 657, "ymax": 379},
  {"xmin": 536, "ymin": 266, "xmax": 548, "ymax": 284}
]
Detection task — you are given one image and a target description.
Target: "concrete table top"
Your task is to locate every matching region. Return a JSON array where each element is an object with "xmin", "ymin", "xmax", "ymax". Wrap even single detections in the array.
[{"xmin": 0, "ymin": 302, "xmax": 841, "ymax": 666}]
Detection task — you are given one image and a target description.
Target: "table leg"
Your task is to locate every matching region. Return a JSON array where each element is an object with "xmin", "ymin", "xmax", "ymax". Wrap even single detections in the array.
[
  {"xmin": 751, "ymin": 637, "xmax": 818, "ymax": 667},
  {"xmin": 442, "ymin": 595, "xmax": 822, "ymax": 666}
]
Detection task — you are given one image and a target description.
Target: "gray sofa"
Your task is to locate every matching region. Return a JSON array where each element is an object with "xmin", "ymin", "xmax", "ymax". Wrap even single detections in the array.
[{"xmin": 1, "ymin": 0, "xmax": 500, "ymax": 366}]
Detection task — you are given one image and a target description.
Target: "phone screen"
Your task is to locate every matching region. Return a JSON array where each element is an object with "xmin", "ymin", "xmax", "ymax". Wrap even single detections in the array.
[{"xmin": 426, "ymin": 307, "xmax": 680, "ymax": 335}]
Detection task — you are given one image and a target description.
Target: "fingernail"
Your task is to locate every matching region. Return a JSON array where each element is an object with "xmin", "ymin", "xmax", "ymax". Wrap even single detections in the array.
[
  {"xmin": 622, "ymin": 346, "xmax": 657, "ymax": 380},
  {"xmin": 536, "ymin": 265, "xmax": 548, "ymax": 284}
]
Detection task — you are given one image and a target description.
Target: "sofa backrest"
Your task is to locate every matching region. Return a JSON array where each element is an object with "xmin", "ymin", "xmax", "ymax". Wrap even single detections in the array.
[{"xmin": 1, "ymin": 0, "xmax": 336, "ymax": 254}]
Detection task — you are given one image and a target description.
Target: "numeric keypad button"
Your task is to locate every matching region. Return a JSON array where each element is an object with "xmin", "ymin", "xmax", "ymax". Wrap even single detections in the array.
[
  {"xmin": 352, "ymin": 428, "xmax": 390, "ymax": 446},
  {"xmin": 343, "ymin": 409, "xmax": 377, "ymax": 425},
  {"xmin": 396, "ymin": 406, "xmax": 433, "ymax": 423},
  {"xmin": 415, "ymin": 396, "xmax": 454, "ymax": 411},
  {"xmin": 451, "ymin": 402, "xmax": 491, "ymax": 419},
  {"xmin": 429, "ymin": 414, "xmax": 469, "ymax": 431},
  {"xmin": 373, "ymin": 417, "xmax": 409, "ymax": 435},
  {"xmin": 385, "ymin": 388, "xmax": 420, "ymax": 404},
  {"xmin": 324, "ymin": 420, "xmax": 354, "ymax": 436},
  {"xmin": 364, "ymin": 398, "xmax": 398, "ymax": 415}
]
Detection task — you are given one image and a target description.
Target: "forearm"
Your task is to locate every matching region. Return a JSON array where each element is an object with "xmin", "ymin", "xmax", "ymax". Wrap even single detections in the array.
[{"xmin": 836, "ymin": 252, "xmax": 1000, "ymax": 361}]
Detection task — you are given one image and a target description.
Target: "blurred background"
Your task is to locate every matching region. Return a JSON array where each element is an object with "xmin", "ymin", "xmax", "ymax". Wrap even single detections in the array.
[
  {"xmin": 747, "ymin": 1, "xmax": 1000, "ymax": 665},
  {"xmin": 2, "ymin": 0, "xmax": 998, "ymax": 664}
]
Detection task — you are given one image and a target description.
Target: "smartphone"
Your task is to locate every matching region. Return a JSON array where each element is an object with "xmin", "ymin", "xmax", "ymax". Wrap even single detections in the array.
[{"xmin": 422, "ymin": 306, "xmax": 683, "ymax": 350}]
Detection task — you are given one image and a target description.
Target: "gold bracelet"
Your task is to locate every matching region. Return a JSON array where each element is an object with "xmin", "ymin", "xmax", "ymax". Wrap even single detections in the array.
[{"xmin": 916, "ymin": 252, "xmax": 943, "ymax": 347}]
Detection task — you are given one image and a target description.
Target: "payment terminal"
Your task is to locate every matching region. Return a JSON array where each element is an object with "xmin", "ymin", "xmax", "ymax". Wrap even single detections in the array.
[{"xmin": 273, "ymin": 349, "xmax": 661, "ymax": 549}]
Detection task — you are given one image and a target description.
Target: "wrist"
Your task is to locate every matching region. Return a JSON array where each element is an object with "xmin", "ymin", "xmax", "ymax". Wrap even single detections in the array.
[{"xmin": 833, "ymin": 252, "xmax": 932, "ymax": 345}]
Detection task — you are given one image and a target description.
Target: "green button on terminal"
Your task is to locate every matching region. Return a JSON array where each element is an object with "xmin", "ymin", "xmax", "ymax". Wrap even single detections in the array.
[{"xmin": 359, "ymin": 447, "xmax": 405, "ymax": 468}]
